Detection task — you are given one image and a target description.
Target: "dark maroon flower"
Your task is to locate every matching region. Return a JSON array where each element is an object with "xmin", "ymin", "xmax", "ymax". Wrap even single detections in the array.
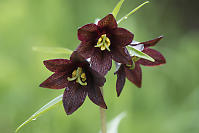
[
  {"xmin": 115, "ymin": 36, "xmax": 166, "ymax": 96},
  {"xmin": 40, "ymin": 51, "xmax": 107, "ymax": 115},
  {"xmin": 77, "ymin": 14, "xmax": 134, "ymax": 75}
]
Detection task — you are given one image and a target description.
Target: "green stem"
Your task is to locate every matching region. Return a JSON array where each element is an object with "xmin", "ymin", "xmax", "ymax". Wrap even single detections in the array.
[
  {"xmin": 100, "ymin": 87, "xmax": 106, "ymax": 133},
  {"xmin": 117, "ymin": 1, "xmax": 150, "ymax": 24}
]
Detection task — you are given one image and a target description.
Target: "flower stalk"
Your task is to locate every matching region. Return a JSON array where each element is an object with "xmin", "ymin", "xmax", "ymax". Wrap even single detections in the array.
[
  {"xmin": 117, "ymin": 1, "xmax": 150, "ymax": 24},
  {"xmin": 100, "ymin": 87, "xmax": 107, "ymax": 133}
]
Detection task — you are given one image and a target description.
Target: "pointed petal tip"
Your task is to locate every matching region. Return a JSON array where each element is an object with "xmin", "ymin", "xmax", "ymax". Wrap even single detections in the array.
[
  {"xmin": 101, "ymin": 104, "xmax": 108, "ymax": 109},
  {"xmin": 137, "ymin": 84, "xmax": 142, "ymax": 88},
  {"xmin": 157, "ymin": 35, "xmax": 164, "ymax": 41},
  {"xmin": 138, "ymin": 48, "xmax": 166, "ymax": 66},
  {"xmin": 117, "ymin": 92, "xmax": 121, "ymax": 97},
  {"xmin": 39, "ymin": 82, "xmax": 49, "ymax": 88},
  {"xmin": 98, "ymin": 14, "xmax": 117, "ymax": 29},
  {"xmin": 141, "ymin": 36, "xmax": 164, "ymax": 47},
  {"xmin": 134, "ymin": 80, "xmax": 142, "ymax": 88},
  {"xmin": 43, "ymin": 60, "xmax": 49, "ymax": 67},
  {"xmin": 39, "ymin": 83, "xmax": 44, "ymax": 88},
  {"xmin": 77, "ymin": 23, "xmax": 98, "ymax": 41},
  {"xmin": 66, "ymin": 111, "xmax": 73, "ymax": 115},
  {"xmin": 159, "ymin": 35, "xmax": 164, "ymax": 39}
]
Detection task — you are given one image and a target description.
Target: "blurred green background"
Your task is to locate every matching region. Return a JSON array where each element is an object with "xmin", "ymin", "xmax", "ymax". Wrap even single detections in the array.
[{"xmin": 0, "ymin": 0, "xmax": 199, "ymax": 133}]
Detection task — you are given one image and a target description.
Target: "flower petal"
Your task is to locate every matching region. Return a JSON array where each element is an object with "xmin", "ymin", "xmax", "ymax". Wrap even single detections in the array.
[
  {"xmin": 43, "ymin": 59, "xmax": 72, "ymax": 72},
  {"xmin": 78, "ymin": 24, "xmax": 98, "ymax": 41},
  {"xmin": 111, "ymin": 28, "xmax": 134, "ymax": 46},
  {"xmin": 70, "ymin": 51, "xmax": 88, "ymax": 63},
  {"xmin": 87, "ymin": 85, "xmax": 107, "ymax": 109},
  {"xmin": 76, "ymin": 41, "xmax": 94, "ymax": 59},
  {"xmin": 87, "ymin": 67, "xmax": 106, "ymax": 87},
  {"xmin": 111, "ymin": 46, "xmax": 132, "ymax": 65},
  {"xmin": 125, "ymin": 63, "xmax": 142, "ymax": 88},
  {"xmin": 40, "ymin": 72, "xmax": 69, "ymax": 89},
  {"xmin": 62, "ymin": 83, "xmax": 87, "ymax": 115},
  {"xmin": 115, "ymin": 64, "xmax": 126, "ymax": 97},
  {"xmin": 141, "ymin": 36, "xmax": 163, "ymax": 47},
  {"xmin": 90, "ymin": 50, "xmax": 112, "ymax": 76},
  {"xmin": 98, "ymin": 14, "xmax": 117, "ymax": 29},
  {"xmin": 137, "ymin": 48, "xmax": 166, "ymax": 66}
]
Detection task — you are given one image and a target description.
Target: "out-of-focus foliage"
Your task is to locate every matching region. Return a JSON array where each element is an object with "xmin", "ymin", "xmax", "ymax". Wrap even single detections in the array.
[{"xmin": 0, "ymin": 0, "xmax": 199, "ymax": 133}]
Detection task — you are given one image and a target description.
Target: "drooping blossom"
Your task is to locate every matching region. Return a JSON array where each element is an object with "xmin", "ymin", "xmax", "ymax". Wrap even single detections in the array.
[
  {"xmin": 40, "ymin": 51, "xmax": 107, "ymax": 115},
  {"xmin": 77, "ymin": 14, "xmax": 134, "ymax": 75},
  {"xmin": 115, "ymin": 36, "xmax": 166, "ymax": 96}
]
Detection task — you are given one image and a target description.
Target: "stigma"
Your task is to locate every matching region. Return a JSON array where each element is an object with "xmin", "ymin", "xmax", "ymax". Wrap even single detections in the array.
[
  {"xmin": 95, "ymin": 34, "xmax": 111, "ymax": 51},
  {"xmin": 67, "ymin": 67, "xmax": 87, "ymax": 86}
]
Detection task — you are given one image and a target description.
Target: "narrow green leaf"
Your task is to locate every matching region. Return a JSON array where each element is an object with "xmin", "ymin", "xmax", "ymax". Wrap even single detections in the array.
[
  {"xmin": 16, "ymin": 94, "xmax": 63, "ymax": 133},
  {"xmin": 128, "ymin": 46, "xmax": 155, "ymax": 62},
  {"xmin": 112, "ymin": 0, "xmax": 125, "ymax": 18},
  {"xmin": 117, "ymin": 1, "xmax": 150, "ymax": 24},
  {"xmin": 106, "ymin": 112, "xmax": 127, "ymax": 133},
  {"xmin": 32, "ymin": 46, "xmax": 73, "ymax": 55}
]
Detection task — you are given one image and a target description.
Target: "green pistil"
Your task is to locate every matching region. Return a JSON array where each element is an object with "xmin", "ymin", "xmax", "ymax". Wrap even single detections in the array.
[
  {"xmin": 126, "ymin": 56, "xmax": 140, "ymax": 70},
  {"xmin": 95, "ymin": 34, "xmax": 111, "ymax": 51},
  {"xmin": 67, "ymin": 67, "xmax": 87, "ymax": 86}
]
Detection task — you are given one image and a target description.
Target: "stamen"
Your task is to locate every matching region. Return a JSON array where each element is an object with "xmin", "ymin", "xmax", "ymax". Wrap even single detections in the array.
[
  {"xmin": 72, "ymin": 70, "xmax": 77, "ymax": 77},
  {"xmin": 81, "ymin": 73, "xmax": 86, "ymax": 79},
  {"xmin": 95, "ymin": 34, "xmax": 111, "ymax": 51},
  {"xmin": 67, "ymin": 76, "xmax": 77, "ymax": 81},
  {"xmin": 77, "ymin": 77, "xmax": 87, "ymax": 86},
  {"xmin": 101, "ymin": 45, "xmax": 106, "ymax": 51},
  {"xmin": 132, "ymin": 56, "xmax": 140, "ymax": 62},
  {"xmin": 67, "ymin": 67, "xmax": 87, "ymax": 86},
  {"xmin": 126, "ymin": 61, "xmax": 135, "ymax": 70},
  {"xmin": 125, "ymin": 56, "xmax": 140, "ymax": 70}
]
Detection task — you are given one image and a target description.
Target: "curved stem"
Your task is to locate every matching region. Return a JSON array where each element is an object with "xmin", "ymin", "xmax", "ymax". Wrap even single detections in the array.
[{"xmin": 100, "ymin": 87, "xmax": 106, "ymax": 133}]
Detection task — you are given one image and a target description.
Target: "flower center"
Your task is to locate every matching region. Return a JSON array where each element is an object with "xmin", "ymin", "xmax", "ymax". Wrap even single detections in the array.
[
  {"xmin": 67, "ymin": 67, "xmax": 87, "ymax": 86},
  {"xmin": 95, "ymin": 34, "xmax": 111, "ymax": 51}
]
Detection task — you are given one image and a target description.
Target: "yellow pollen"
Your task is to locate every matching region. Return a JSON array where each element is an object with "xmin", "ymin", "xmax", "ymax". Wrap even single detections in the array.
[
  {"xmin": 67, "ymin": 67, "xmax": 87, "ymax": 86},
  {"xmin": 95, "ymin": 34, "xmax": 111, "ymax": 51},
  {"xmin": 72, "ymin": 70, "xmax": 77, "ymax": 77},
  {"xmin": 81, "ymin": 73, "xmax": 87, "ymax": 82},
  {"xmin": 81, "ymin": 73, "xmax": 86, "ymax": 79},
  {"xmin": 100, "ymin": 45, "xmax": 106, "ymax": 51}
]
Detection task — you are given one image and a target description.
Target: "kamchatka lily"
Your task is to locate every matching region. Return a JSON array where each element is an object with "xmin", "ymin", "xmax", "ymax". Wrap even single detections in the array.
[
  {"xmin": 77, "ymin": 14, "xmax": 134, "ymax": 75},
  {"xmin": 40, "ymin": 51, "xmax": 107, "ymax": 115},
  {"xmin": 115, "ymin": 36, "xmax": 166, "ymax": 96}
]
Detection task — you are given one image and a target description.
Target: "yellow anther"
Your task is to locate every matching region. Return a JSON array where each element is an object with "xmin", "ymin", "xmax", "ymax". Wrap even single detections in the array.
[
  {"xmin": 101, "ymin": 34, "xmax": 106, "ymax": 38},
  {"xmin": 82, "ymin": 78, "xmax": 86, "ymax": 82},
  {"xmin": 81, "ymin": 73, "xmax": 86, "ymax": 79},
  {"xmin": 105, "ymin": 38, "xmax": 111, "ymax": 46},
  {"xmin": 67, "ymin": 67, "xmax": 87, "ymax": 86},
  {"xmin": 72, "ymin": 70, "xmax": 77, "ymax": 77},
  {"xmin": 100, "ymin": 45, "xmax": 106, "ymax": 51},
  {"xmin": 81, "ymin": 73, "xmax": 87, "ymax": 82},
  {"xmin": 97, "ymin": 38, "xmax": 102, "ymax": 45},
  {"xmin": 95, "ymin": 34, "xmax": 111, "ymax": 51}
]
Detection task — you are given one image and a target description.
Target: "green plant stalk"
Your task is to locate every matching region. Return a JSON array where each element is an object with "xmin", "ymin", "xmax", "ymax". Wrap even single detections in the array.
[
  {"xmin": 100, "ymin": 87, "xmax": 107, "ymax": 133},
  {"xmin": 117, "ymin": 1, "xmax": 150, "ymax": 24}
]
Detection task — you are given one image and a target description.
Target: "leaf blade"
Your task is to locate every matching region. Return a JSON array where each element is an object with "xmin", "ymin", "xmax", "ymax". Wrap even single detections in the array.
[
  {"xmin": 128, "ymin": 46, "xmax": 155, "ymax": 62},
  {"xmin": 107, "ymin": 112, "xmax": 126, "ymax": 133},
  {"xmin": 15, "ymin": 94, "xmax": 63, "ymax": 133},
  {"xmin": 32, "ymin": 46, "xmax": 73, "ymax": 55},
  {"xmin": 112, "ymin": 0, "xmax": 125, "ymax": 19}
]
